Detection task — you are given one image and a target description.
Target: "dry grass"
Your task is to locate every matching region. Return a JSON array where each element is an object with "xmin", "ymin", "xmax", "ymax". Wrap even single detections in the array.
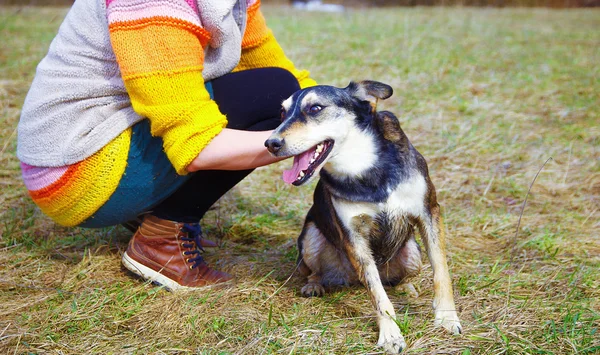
[{"xmin": 1, "ymin": 5, "xmax": 599, "ymax": 355}]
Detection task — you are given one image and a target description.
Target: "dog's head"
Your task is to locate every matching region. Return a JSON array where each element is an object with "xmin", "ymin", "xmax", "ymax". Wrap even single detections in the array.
[{"xmin": 265, "ymin": 80, "xmax": 393, "ymax": 186}]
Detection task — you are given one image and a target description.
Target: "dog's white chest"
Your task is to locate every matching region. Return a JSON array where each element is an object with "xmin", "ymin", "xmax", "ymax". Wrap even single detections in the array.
[
  {"xmin": 332, "ymin": 174, "xmax": 428, "ymax": 233},
  {"xmin": 383, "ymin": 174, "xmax": 428, "ymax": 217}
]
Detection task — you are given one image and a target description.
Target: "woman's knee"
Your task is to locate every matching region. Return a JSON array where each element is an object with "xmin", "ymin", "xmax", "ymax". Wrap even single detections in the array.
[{"xmin": 211, "ymin": 68, "xmax": 301, "ymax": 130}]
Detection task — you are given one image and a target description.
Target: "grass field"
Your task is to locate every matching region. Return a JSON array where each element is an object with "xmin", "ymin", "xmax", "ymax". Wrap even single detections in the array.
[{"xmin": 1, "ymin": 5, "xmax": 599, "ymax": 355}]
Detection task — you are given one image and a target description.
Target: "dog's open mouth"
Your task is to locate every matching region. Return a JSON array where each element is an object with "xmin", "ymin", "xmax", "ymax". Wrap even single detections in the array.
[{"xmin": 283, "ymin": 140, "xmax": 334, "ymax": 186}]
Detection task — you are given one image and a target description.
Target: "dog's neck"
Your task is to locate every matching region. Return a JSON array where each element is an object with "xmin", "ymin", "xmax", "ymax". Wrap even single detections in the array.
[
  {"xmin": 320, "ymin": 126, "xmax": 409, "ymax": 203},
  {"xmin": 323, "ymin": 127, "xmax": 379, "ymax": 178}
]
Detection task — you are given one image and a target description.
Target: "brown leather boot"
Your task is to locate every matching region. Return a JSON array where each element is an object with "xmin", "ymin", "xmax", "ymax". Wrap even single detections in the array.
[{"xmin": 122, "ymin": 215, "xmax": 233, "ymax": 290}]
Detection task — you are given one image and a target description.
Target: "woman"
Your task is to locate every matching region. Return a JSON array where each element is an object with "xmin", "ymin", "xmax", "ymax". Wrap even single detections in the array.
[{"xmin": 17, "ymin": 0, "xmax": 316, "ymax": 290}]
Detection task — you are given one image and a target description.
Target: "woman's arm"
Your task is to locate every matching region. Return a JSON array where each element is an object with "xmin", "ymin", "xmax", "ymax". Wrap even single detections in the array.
[
  {"xmin": 106, "ymin": 0, "xmax": 227, "ymax": 176},
  {"xmin": 186, "ymin": 129, "xmax": 285, "ymax": 172}
]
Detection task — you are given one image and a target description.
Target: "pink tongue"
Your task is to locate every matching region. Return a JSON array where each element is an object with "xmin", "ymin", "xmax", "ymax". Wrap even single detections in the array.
[{"xmin": 283, "ymin": 148, "xmax": 315, "ymax": 184}]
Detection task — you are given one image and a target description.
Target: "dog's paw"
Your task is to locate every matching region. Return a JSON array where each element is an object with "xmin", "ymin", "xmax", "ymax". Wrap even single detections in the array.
[
  {"xmin": 434, "ymin": 311, "xmax": 462, "ymax": 335},
  {"xmin": 377, "ymin": 319, "xmax": 406, "ymax": 354},
  {"xmin": 396, "ymin": 283, "xmax": 419, "ymax": 298},
  {"xmin": 301, "ymin": 282, "xmax": 325, "ymax": 297}
]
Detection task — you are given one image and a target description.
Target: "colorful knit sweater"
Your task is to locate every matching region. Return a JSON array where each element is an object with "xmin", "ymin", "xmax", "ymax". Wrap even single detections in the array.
[{"xmin": 18, "ymin": 0, "xmax": 316, "ymax": 227}]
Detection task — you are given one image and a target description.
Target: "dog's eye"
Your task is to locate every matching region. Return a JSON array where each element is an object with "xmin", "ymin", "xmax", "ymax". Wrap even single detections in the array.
[
  {"xmin": 280, "ymin": 108, "xmax": 286, "ymax": 122},
  {"xmin": 308, "ymin": 105, "xmax": 322, "ymax": 114}
]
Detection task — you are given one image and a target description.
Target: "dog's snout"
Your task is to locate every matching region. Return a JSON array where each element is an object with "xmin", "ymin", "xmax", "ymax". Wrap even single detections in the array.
[
  {"xmin": 265, "ymin": 137, "xmax": 284, "ymax": 153},
  {"xmin": 265, "ymin": 137, "xmax": 285, "ymax": 154}
]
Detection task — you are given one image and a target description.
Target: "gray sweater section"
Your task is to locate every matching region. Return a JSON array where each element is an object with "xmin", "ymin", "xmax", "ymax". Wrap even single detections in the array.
[{"xmin": 17, "ymin": 0, "xmax": 247, "ymax": 167}]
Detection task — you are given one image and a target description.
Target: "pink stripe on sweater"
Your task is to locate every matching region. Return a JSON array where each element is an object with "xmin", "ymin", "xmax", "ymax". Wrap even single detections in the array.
[
  {"xmin": 107, "ymin": 0, "xmax": 200, "ymax": 26},
  {"xmin": 185, "ymin": 0, "xmax": 198, "ymax": 12},
  {"xmin": 107, "ymin": 3, "xmax": 201, "ymax": 27},
  {"xmin": 21, "ymin": 163, "xmax": 69, "ymax": 191}
]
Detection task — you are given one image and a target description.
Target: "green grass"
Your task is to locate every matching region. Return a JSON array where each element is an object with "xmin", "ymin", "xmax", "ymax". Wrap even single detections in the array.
[{"xmin": 1, "ymin": 4, "xmax": 599, "ymax": 355}]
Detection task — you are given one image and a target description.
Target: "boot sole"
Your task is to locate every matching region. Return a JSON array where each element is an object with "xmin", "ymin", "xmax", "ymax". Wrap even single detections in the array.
[{"xmin": 122, "ymin": 251, "xmax": 233, "ymax": 291}]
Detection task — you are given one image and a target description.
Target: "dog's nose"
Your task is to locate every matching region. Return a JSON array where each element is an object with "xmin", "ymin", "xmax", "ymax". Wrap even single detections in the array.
[{"xmin": 265, "ymin": 137, "xmax": 285, "ymax": 154}]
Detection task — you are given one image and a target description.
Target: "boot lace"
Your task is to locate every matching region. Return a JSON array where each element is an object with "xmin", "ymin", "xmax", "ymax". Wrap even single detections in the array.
[{"xmin": 181, "ymin": 223, "xmax": 206, "ymax": 269}]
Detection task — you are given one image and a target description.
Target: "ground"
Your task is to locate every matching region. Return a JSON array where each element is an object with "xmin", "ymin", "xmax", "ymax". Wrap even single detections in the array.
[{"xmin": 0, "ymin": 5, "xmax": 598, "ymax": 355}]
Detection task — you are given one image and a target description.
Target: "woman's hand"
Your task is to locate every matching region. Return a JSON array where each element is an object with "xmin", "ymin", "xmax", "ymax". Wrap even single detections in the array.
[{"xmin": 186, "ymin": 128, "xmax": 286, "ymax": 172}]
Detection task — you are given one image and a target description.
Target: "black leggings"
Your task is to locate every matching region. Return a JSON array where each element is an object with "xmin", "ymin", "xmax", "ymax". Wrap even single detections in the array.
[{"xmin": 151, "ymin": 67, "xmax": 299, "ymax": 223}]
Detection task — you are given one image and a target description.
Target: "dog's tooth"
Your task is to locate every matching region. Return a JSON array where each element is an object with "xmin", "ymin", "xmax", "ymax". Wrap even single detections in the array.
[
  {"xmin": 316, "ymin": 144, "xmax": 323, "ymax": 153},
  {"xmin": 299, "ymin": 171, "xmax": 305, "ymax": 178},
  {"xmin": 310, "ymin": 157, "xmax": 316, "ymax": 164}
]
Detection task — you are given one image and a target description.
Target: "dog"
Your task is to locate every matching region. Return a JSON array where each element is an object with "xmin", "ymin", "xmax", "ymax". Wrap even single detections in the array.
[{"xmin": 265, "ymin": 81, "xmax": 462, "ymax": 353}]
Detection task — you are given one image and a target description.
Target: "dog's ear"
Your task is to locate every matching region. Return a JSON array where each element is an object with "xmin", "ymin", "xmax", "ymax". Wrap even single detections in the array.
[
  {"xmin": 345, "ymin": 80, "xmax": 393, "ymax": 113},
  {"xmin": 346, "ymin": 80, "xmax": 393, "ymax": 103}
]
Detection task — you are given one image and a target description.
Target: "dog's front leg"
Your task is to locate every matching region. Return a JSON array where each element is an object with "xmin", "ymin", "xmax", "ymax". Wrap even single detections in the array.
[
  {"xmin": 419, "ymin": 205, "xmax": 462, "ymax": 335},
  {"xmin": 346, "ymin": 214, "xmax": 406, "ymax": 354}
]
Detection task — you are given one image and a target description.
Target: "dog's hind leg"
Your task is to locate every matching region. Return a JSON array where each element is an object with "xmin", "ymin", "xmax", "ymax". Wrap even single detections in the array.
[
  {"xmin": 418, "ymin": 204, "xmax": 462, "ymax": 335},
  {"xmin": 381, "ymin": 236, "xmax": 422, "ymax": 298},
  {"xmin": 346, "ymin": 214, "xmax": 406, "ymax": 354},
  {"xmin": 397, "ymin": 236, "xmax": 422, "ymax": 299},
  {"xmin": 298, "ymin": 221, "xmax": 327, "ymax": 297},
  {"xmin": 397, "ymin": 282, "xmax": 419, "ymax": 299}
]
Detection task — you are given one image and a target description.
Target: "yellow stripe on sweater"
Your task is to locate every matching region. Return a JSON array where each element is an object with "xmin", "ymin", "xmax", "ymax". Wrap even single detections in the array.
[
  {"xmin": 32, "ymin": 129, "xmax": 131, "ymax": 227},
  {"xmin": 124, "ymin": 70, "xmax": 227, "ymax": 175}
]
